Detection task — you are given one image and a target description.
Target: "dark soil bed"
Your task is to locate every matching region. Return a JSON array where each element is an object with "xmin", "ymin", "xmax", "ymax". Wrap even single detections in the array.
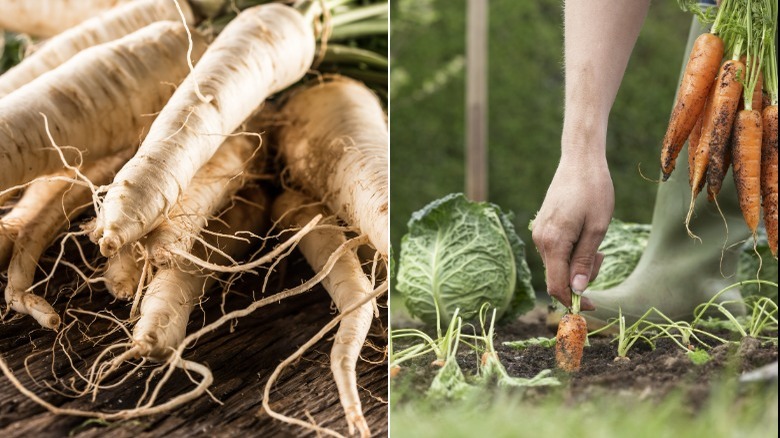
[
  {"xmin": 392, "ymin": 306, "xmax": 778, "ymax": 407},
  {"xmin": 1, "ymin": 245, "xmax": 388, "ymax": 438}
]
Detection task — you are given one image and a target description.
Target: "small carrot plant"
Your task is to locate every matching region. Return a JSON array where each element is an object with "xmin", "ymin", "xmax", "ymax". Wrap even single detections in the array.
[
  {"xmin": 597, "ymin": 280, "xmax": 778, "ymax": 363},
  {"xmin": 692, "ymin": 280, "xmax": 778, "ymax": 342},
  {"xmin": 426, "ymin": 312, "xmax": 473, "ymax": 400},
  {"xmin": 475, "ymin": 305, "xmax": 559, "ymax": 388}
]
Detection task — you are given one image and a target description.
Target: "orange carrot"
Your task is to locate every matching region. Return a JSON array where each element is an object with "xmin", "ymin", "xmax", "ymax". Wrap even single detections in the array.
[
  {"xmin": 714, "ymin": 73, "xmax": 764, "ymax": 201},
  {"xmin": 705, "ymin": 59, "xmax": 745, "ymax": 200},
  {"xmin": 555, "ymin": 312, "xmax": 587, "ymax": 372},
  {"xmin": 750, "ymin": 73, "xmax": 764, "ymax": 113},
  {"xmin": 732, "ymin": 109, "xmax": 763, "ymax": 234},
  {"xmin": 661, "ymin": 33, "xmax": 724, "ymax": 180},
  {"xmin": 689, "ymin": 109, "xmax": 705, "ymax": 190},
  {"xmin": 688, "ymin": 74, "xmax": 720, "ymax": 199},
  {"xmin": 735, "ymin": 58, "xmax": 763, "ymax": 112},
  {"xmin": 762, "ymin": 105, "xmax": 778, "ymax": 256}
]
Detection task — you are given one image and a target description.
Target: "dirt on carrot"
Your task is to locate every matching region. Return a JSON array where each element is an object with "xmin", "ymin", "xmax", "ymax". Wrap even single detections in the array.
[
  {"xmin": 732, "ymin": 109, "xmax": 763, "ymax": 234},
  {"xmin": 555, "ymin": 312, "xmax": 588, "ymax": 373},
  {"xmin": 762, "ymin": 105, "xmax": 778, "ymax": 256},
  {"xmin": 661, "ymin": 32, "xmax": 724, "ymax": 181}
]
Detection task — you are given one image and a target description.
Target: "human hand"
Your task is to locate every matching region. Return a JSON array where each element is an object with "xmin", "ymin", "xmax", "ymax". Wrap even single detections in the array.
[{"xmin": 532, "ymin": 154, "xmax": 614, "ymax": 310}]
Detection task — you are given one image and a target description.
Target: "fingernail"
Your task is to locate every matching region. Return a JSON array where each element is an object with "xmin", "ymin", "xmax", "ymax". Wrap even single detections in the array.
[{"xmin": 571, "ymin": 274, "xmax": 589, "ymax": 294}]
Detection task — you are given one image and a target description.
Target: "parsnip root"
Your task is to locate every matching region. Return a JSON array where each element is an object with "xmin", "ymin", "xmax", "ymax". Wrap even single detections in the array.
[{"xmin": 278, "ymin": 77, "xmax": 389, "ymax": 258}]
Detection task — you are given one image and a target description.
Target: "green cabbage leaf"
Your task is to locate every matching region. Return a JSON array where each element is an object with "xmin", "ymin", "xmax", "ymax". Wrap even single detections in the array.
[{"xmin": 396, "ymin": 193, "xmax": 534, "ymax": 326}]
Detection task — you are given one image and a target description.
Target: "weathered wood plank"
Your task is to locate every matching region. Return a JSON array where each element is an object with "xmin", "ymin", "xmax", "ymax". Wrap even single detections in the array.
[{"xmin": 0, "ymin": 252, "xmax": 388, "ymax": 437}]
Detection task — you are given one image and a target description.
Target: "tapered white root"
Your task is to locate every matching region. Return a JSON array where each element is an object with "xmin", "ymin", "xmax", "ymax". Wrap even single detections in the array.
[
  {"xmin": 0, "ymin": 0, "xmax": 194, "ymax": 98},
  {"xmin": 278, "ymin": 77, "xmax": 389, "ymax": 259},
  {"xmin": 1, "ymin": 175, "xmax": 71, "ymax": 269},
  {"xmin": 5, "ymin": 153, "xmax": 130, "ymax": 330},
  {"xmin": 0, "ymin": 0, "xmax": 130, "ymax": 38},
  {"xmin": 272, "ymin": 190, "xmax": 376, "ymax": 438},
  {"xmin": 144, "ymin": 134, "xmax": 258, "ymax": 268},
  {"xmin": 103, "ymin": 245, "xmax": 143, "ymax": 300},
  {"xmin": 261, "ymin": 280, "xmax": 387, "ymax": 438},
  {"xmin": 0, "ymin": 21, "xmax": 207, "ymax": 192},
  {"xmin": 132, "ymin": 186, "xmax": 270, "ymax": 362},
  {"xmin": 95, "ymin": 3, "xmax": 315, "ymax": 257}
]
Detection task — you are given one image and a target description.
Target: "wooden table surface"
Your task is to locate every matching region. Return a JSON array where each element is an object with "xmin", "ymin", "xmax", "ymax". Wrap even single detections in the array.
[{"xmin": 0, "ymin": 252, "xmax": 388, "ymax": 438}]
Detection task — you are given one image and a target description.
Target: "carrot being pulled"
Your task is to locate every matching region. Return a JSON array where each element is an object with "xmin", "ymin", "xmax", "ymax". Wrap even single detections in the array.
[{"xmin": 555, "ymin": 292, "xmax": 587, "ymax": 372}]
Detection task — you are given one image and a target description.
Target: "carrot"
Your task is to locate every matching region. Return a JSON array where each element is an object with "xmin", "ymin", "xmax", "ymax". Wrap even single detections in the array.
[
  {"xmin": 555, "ymin": 304, "xmax": 587, "ymax": 373},
  {"xmin": 277, "ymin": 77, "xmax": 389, "ymax": 258},
  {"xmin": 0, "ymin": 21, "xmax": 207, "ymax": 193},
  {"xmin": 705, "ymin": 59, "xmax": 745, "ymax": 199},
  {"xmin": 684, "ymin": 60, "xmax": 744, "ymax": 235},
  {"xmin": 0, "ymin": 0, "xmax": 193, "ymax": 98},
  {"xmin": 94, "ymin": 3, "xmax": 316, "ymax": 258},
  {"xmin": 0, "ymin": 0, "xmax": 130, "ymax": 37},
  {"xmin": 762, "ymin": 105, "xmax": 778, "ymax": 256},
  {"xmin": 748, "ymin": 73, "xmax": 764, "ymax": 113},
  {"xmin": 712, "ymin": 72, "xmax": 764, "ymax": 202},
  {"xmin": 272, "ymin": 189, "xmax": 376, "ymax": 438},
  {"xmin": 661, "ymin": 33, "xmax": 724, "ymax": 180},
  {"xmin": 687, "ymin": 74, "xmax": 719, "ymax": 210},
  {"xmin": 732, "ymin": 109, "xmax": 763, "ymax": 234},
  {"xmin": 688, "ymin": 111, "xmax": 705, "ymax": 190},
  {"xmin": 4, "ymin": 153, "xmax": 129, "ymax": 329}
]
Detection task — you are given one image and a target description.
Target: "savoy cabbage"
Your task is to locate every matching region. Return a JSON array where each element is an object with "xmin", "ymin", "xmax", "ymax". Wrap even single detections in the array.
[{"xmin": 396, "ymin": 193, "xmax": 534, "ymax": 326}]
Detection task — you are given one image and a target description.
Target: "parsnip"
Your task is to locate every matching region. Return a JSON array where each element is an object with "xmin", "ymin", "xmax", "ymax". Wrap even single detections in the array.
[
  {"xmin": 1, "ymin": 176, "xmax": 69, "ymax": 269},
  {"xmin": 133, "ymin": 186, "xmax": 270, "ymax": 361},
  {"xmin": 272, "ymin": 190, "xmax": 375, "ymax": 438},
  {"xmin": 0, "ymin": 0, "xmax": 130, "ymax": 38},
  {"xmin": 0, "ymin": 21, "xmax": 207, "ymax": 192},
  {"xmin": 103, "ymin": 245, "xmax": 143, "ymax": 300},
  {"xmin": 0, "ymin": 0, "xmax": 194, "ymax": 98},
  {"xmin": 5, "ymin": 153, "xmax": 129, "ymax": 330},
  {"xmin": 277, "ymin": 77, "xmax": 389, "ymax": 258},
  {"xmin": 95, "ymin": 3, "xmax": 315, "ymax": 257},
  {"xmin": 144, "ymin": 135, "xmax": 257, "ymax": 268}
]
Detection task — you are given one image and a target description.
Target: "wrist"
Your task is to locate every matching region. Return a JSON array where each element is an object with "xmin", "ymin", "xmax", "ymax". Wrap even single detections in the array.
[
  {"xmin": 560, "ymin": 133, "xmax": 608, "ymax": 165},
  {"xmin": 561, "ymin": 112, "xmax": 608, "ymax": 158}
]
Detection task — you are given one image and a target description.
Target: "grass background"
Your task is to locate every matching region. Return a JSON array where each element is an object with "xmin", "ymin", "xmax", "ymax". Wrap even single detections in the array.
[
  {"xmin": 390, "ymin": 0, "xmax": 691, "ymax": 292},
  {"xmin": 390, "ymin": 380, "xmax": 778, "ymax": 438}
]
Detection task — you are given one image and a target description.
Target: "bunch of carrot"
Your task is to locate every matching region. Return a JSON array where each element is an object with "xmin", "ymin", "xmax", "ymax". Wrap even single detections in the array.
[
  {"xmin": 661, "ymin": 0, "xmax": 777, "ymax": 257},
  {"xmin": 0, "ymin": 1, "xmax": 388, "ymax": 436}
]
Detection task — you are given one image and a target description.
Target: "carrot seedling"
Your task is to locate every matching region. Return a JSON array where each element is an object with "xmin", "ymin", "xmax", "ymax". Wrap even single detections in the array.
[
  {"xmin": 477, "ymin": 305, "xmax": 559, "ymax": 388},
  {"xmin": 427, "ymin": 311, "xmax": 473, "ymax": 400}
]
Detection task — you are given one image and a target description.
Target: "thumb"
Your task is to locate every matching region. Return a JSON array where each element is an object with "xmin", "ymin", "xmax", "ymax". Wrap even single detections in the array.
[{"xmin": 569, "ymin": 229, "xmax": 606, "ymax": 293}]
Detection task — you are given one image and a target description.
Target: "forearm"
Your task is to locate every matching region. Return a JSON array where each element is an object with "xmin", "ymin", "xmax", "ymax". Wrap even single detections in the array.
[{"xmin": 562, "ymin": 0, "xmax": 650, "ymax": 159}]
